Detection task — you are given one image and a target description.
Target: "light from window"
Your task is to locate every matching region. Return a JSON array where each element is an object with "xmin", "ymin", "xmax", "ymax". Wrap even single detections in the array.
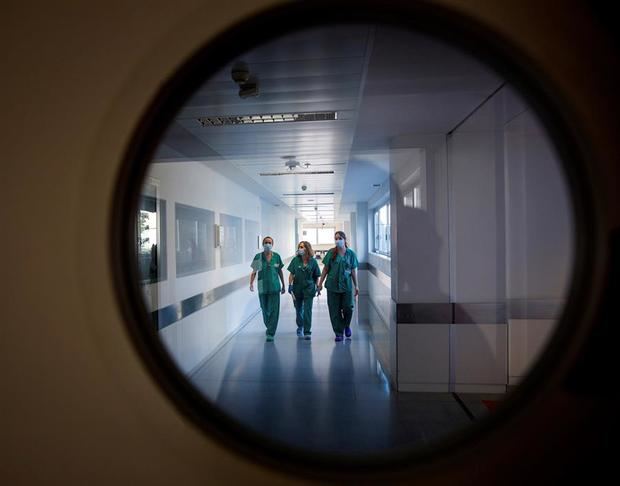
[
  {"xmin": 303, "ymin": 228, "xmax": 318, "ymax": 245},
  {"xmin": 374, "ymin": 203, "xmax": 391, "ymax": 256},
  {"xmin": 318, "ymin": 227, "xmax": 335, "ymax": 244},
  {"xmin": 137, "ymin": 196, "xmax": 167, "ymax": 283},
  {"xmin": 414, "ymin": 186, "xmax": 421, "ymax": 209}
]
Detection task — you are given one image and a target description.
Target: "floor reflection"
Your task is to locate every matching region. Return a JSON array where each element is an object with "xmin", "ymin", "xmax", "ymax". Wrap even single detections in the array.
[{"xmin": 190, "ymin": 294, "xmax": 494, "ymax": 453}]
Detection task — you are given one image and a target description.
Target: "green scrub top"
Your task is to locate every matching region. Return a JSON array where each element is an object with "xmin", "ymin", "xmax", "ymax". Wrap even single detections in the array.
[
  {"xmin": 287, "ymin": 255, "xmax": 320, "ymax": 297},
  {"xmin": 251, "ymin": 251, "xmax": 283, "ymax": 294},
  {"xmin": 323, "ymin": 248, "xmax": 359, "ymax": 293}
]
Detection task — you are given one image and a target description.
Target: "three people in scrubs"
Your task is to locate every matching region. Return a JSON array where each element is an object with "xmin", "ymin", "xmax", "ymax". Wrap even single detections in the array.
[
  {"xmin": 287, "ymin": 241, "xmax": 321, "ymax": 340},
  {"xmin": 317, "ymin": 231, "xmax": 359, "ymax": 342},
  {"xmin": 250, "ymin": 236, "xmax": 286, "ymax": 342}
]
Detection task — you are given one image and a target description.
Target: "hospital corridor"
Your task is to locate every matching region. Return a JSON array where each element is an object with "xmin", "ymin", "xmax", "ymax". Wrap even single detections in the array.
[
  {"xmin": 6, "ymin": 2, "xmax": 618, "ymax": 483},
  {"xmin": 135, "ymin": 23, "xmax": 574, "ymax": 459},
  {"xmin": 189, "ymin": 293, "xmax": 489, "ymax": 453}
]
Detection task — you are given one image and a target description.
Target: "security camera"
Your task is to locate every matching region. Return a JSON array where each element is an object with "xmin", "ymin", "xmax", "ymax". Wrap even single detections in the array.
[
  {"xmin": 238, "ymin": 81, "xmax": 259, "ymax": 99},
  {"xmin": 238, "ymin": 83, "xmax": 258, "ymax": 99},
  {"xmin": 231, "ymin": 62, "xmax": 250, "ymax": 84},
  {"xmin": 301, "ymin": 185, "xmax": 307, "ymax": 191}
]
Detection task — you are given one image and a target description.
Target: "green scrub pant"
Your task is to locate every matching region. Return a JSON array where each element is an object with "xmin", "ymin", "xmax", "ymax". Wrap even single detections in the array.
[
  {"xmin": 327, "ymin": 290, "xmax": 354, "ymax": 336},
  {"xmin": 259, "ymin": 292, "xmax": 280, "ymax": 337},
  {"xmin": 293, "ymin": 294, "xmax": 314, "ymax": 335}
]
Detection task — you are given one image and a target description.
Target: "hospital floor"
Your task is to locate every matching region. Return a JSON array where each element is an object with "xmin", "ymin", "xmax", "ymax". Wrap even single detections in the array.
[{"xmin": 190, "ymin": 294, "xmax": 503, "ymax": 454}]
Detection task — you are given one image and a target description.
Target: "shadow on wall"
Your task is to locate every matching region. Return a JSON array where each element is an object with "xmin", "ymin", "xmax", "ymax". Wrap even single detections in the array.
[
  {"xmin": 396, "ymin": 206, "xmax": 501, "ymax": 393},
  {"xmin": 397, "ymin": 206, "xmax": 444, "ymax": 301}
]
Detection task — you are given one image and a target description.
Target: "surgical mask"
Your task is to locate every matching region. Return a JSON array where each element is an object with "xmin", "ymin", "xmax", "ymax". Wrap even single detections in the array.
[
  {"xmin": 335, "ymin": 239, "xmax": 345, "ymax": 248},
  {"xmin": 263, "ymin": 243, "xmax": 272, "ymax": 251},
  {"xmin": 297, "ymin": 248, "xmax": 305, "ymax": 256}
]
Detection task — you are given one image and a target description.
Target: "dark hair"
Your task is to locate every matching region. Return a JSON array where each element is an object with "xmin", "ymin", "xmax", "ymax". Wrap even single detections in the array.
[
  {"xmin": 262, "ymin": 236, "xmax": 274, "ymax": 245},
  {"xmin": 331, "ymin": 231, "xmax": 348, "ymax": 261}
]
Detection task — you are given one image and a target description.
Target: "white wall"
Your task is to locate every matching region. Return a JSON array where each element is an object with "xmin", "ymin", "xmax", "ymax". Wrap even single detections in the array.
[
  {"xmin": 448, "ymin": 103, "xmax": 506, "ymax": 303},
  {"xmin": 390, "ymin": 137, "xmax": 451, "ymax": 303},
  {"xmin": 365, "ymin": 180, "xmax": 395, "ymax": 384},
  {"xmin": 260, "ymin": 200, "xmax": 296, "ymax": 258},
  {"xmin": 391, "ymin": 86, "xmax": 573, "ymax": 392},
  {"xmin": 503, "ymin": 87, "xmax": 573, "ymax": 384},
  {"xmin": 143, "ymin": 161, "xmax": 296, "ymax": 373}
]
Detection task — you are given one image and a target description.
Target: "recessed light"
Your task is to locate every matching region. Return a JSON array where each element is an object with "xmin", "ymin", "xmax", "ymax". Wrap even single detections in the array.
[
  {"xmin": 259, "ymin": 170, "xmax": 334, "ymax": 176},
  {"xmin": 197, "ymin": 111, "xmax": 338, "ymax": 126}
]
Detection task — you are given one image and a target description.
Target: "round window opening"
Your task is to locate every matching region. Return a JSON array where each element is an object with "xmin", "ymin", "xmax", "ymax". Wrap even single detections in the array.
[{"xmin": 114, "ymin": 2, "xmax": 600, "ymax": 477}]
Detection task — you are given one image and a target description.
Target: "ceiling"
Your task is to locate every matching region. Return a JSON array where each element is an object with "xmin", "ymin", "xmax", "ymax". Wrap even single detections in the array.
[{"xmin": 154, "ymin": 25, "xmax": 501, "ymax": 223}]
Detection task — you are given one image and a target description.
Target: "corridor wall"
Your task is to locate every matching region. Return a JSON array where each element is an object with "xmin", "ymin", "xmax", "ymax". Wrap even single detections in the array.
[
  {"xmin": 390, "ymin": 86, "xmax": 572, "ymax": 392},
  {"xmin": 143, "ymin": 161, "xmax": 296, "ymax": 373}
]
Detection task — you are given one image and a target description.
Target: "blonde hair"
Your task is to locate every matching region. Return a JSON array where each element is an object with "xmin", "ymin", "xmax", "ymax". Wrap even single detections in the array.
[{"xmin": 298, "ymin": 240, "xmax": 314, "ymax": 257}]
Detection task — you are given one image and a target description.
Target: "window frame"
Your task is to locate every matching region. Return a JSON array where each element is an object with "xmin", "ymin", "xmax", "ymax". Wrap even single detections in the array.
[{"xmin": 373, "ymin": 202, "xmax": 391, "ymax": 257}]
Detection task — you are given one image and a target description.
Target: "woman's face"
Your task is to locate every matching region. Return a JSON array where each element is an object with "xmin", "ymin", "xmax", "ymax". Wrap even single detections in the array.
[
  {"xmin": 264, "ymin": 238, "xmax": 273, "ymax": 247},
  {"xmin": 335, "ymin": 234, "xmax": 345, "ymax": 244},
  {"xmin": 298, "ymin": 243, "xmax": 305, "ymax": 252}
]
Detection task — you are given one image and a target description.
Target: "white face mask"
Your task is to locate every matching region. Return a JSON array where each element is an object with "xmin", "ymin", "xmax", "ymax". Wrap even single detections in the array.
[
  {"xmin": 335, "ymin": 239, "xmax": 345, "ymax": 248},
  {"xmin": 263, "ymin": 243, "xmax": 272, "ymax": 251},
  {"xmin": 297, "ymin": 248, "xmax": 305, "ymax": 256}
]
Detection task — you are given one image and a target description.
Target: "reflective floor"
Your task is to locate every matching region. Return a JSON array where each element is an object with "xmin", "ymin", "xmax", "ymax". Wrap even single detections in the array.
[{"xmin": 190, "ymin": 294, "xmax": 501, "ymax": 454}]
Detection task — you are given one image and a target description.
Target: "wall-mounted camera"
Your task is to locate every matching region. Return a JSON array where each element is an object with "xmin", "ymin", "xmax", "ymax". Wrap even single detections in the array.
[{"xmin": 231, "ymin": 62, "xmax": 259, "ymax": 98}]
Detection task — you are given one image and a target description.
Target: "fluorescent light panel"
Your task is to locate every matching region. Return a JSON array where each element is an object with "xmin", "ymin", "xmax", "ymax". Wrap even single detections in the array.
[
  {"xmin": 198, "ymin": 111, "xmax": 338, "ymax": 126},
  {"xmin": 282, "ymin": 192, "xmax": 334, "ymax": 196},
  {"xmin": 259, "ymin": 170, "xmax": 335, "ymax": 176}
]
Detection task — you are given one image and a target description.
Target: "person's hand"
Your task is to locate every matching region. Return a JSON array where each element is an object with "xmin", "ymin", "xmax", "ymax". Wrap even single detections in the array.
[
  {"xmin": 249, "ymin": 283, "xmax": 254, "ymax": 292},
  {"xmin": 354, "ymin": 287, "xmax": 359, "ymax": 297},
  {"xmin": 281, "ymin": 286, "xmax": 286, "ymax": 295},
  {"xmin": 288, "ymin": 284, "xmax": 294, "ymax": 294}
]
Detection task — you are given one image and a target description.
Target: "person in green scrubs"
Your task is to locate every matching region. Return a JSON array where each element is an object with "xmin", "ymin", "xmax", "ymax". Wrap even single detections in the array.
[
  {"xmin": 317, "ymin": 231, "xmax": 359, "ymax": 342},
  {"xmin": 287, "ymin": 241, "xmax": 321, "ymax": 340},
  {"xmin": 250, "ymin": 236, "xmax": 285, "ymax": 342}
]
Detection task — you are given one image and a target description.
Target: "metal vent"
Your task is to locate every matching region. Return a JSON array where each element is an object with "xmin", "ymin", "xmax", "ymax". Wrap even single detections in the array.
[
  {"xmin": 259, "ymin": 170, "xmax": 335, "ymax": 176},
  {"xmin": 197, "ymin": 111, "xmax": 338, "ymax": 126},
  {"xmin": 282, "ymin": 192, "xmax": 334, "ymax": 196}
]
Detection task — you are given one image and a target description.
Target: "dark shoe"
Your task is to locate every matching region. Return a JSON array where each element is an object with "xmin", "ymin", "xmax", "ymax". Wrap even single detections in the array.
[
  {"xmin": 335, "ymin": 335, "xmax": 343, "ymax": 342},
  {"xmin": 344, "ymin": 326, "xmax": 352, "ymax": 339},
  {"xmin": 266, "ymin": 335, "xmax": 274, "ymax": 342},
  {"xmin": 304, "ymin": 334, "xmax": 311, "ymax": 340}
]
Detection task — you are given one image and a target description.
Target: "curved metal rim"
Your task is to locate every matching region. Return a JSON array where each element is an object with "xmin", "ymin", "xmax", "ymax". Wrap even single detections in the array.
[{"xmin": 110, "ymin": 0, "xmax": 608, "ymax": 481}]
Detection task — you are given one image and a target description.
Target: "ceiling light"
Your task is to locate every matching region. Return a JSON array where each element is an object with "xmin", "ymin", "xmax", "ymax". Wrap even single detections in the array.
[
  {"xmin": 282, "ymin": 192, "xmax": 334, "ymax": 196},
  {"xmin": 197, "ymin": 111, "xmax": 338, "ymax": 126},
  {"xmin": 259, "ymin": 170, "xmax": 334, "ymax": 176}
]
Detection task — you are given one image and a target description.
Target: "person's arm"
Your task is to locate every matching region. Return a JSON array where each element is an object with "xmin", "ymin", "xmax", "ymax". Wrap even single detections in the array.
[
  {"xmin": 287, "ymin": 264, "xmax": 295, "ymax": 293},
  {"xmin": 313, "ymin": 262, "xmax": 321, "ymax": 286},
  {"xmin": 317, "ymin": 265, "xmax": 328, "ymax": 293},
  {"xmin": 250, "ymin": 255, "xmax": 260, "ymax": 291},
  {"xmin": 286, "ymin": 259, "xmax": 295, "ymax": 288},
  {"xmin": 351, "ymin": 251, "xmax": 359, "ymax": 297},
  {"xmin": 279, "ymin": 268, "xmax": 286, "ymax": 294},
  {"xmin": 351, "ymin": 268, "xmax": 359, "ymax": 297}
]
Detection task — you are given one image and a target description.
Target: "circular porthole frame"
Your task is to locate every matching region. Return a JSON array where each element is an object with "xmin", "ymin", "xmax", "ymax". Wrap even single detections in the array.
[{"xmin": 111, "ymin": 0, "xmax": 608, "ymax": 481}]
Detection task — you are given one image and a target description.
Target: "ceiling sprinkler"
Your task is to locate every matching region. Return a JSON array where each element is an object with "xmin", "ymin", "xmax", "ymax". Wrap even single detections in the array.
[{"xmin": 282, "ymin": 155, "xmax": 299, "ymax": 171}]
